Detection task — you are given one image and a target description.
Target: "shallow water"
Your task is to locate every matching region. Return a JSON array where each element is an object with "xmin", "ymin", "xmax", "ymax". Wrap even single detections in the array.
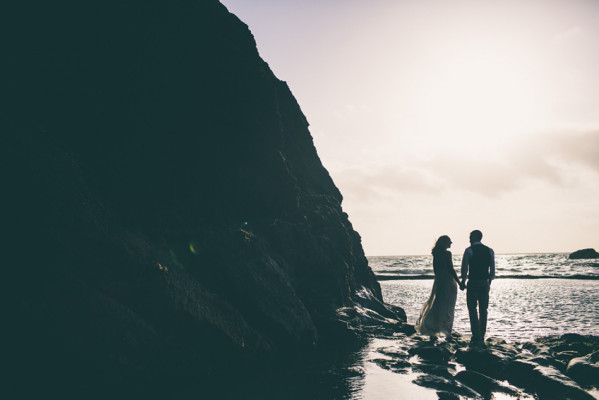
[
  {"xmin": 381, "ymin": 278, "xmax": 599, "ymax": 342},
  {"xmin": 370, "ymin": 253, "xmax": 599, "ymax": 341}
]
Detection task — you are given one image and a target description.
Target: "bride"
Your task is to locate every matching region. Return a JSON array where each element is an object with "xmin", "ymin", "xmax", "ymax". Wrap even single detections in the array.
[{"xmin": 415, "ymin": 235, "xmax": 464, "ymax": 335}]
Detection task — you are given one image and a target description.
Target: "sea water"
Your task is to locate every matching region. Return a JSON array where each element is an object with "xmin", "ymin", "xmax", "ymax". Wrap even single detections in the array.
[{"xmin": 370, "ymin": 253, "xmax": 599, "ymax": 341}]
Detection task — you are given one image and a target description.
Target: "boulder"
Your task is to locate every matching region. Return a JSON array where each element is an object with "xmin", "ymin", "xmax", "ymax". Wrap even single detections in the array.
[
  {"xmin": 455, "ymin": 346, "xmax": 507, "ymax": 378},
  {"xmin": 569, "ymin": 248, "xmax": 599, "ymax": 259},
  {"xmin": 567, "ymin": 355, "xmax": 599, "ymax": 388},
  {"xmin": 455, "ymin": 370, "xmax": 520, "ymax": 398},
  {"xmin": 412, "ymin": 375, "xmax": 481, "ymax": 398},
  {"xmin": 409, "ymin": 341, "xmax": 453, "ymax": 363},
  {"xmin": 529, "ymin": 365, "xmax": 596, "ymax": 400}
]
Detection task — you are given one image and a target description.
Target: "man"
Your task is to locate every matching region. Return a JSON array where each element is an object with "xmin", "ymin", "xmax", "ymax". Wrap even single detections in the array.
[{"xmin": 461, "ymin": 230, "xmax": 495, "ymax": 346}]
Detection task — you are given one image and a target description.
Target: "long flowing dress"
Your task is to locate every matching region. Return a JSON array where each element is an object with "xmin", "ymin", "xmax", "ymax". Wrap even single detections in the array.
[{"xmin": 415, "ymin": 250, "xmax": 458, "ymax": 335}]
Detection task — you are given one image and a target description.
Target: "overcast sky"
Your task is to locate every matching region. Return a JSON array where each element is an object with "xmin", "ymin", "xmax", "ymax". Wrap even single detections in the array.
[{"xmin": 221, "ymin": 0, "xmax": 599, "ymax": 255}]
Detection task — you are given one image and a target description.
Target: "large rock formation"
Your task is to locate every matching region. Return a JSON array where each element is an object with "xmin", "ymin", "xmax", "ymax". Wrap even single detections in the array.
[{"xmin": 1, "ymin": 0, "xmax": 392, "ymax": 390}]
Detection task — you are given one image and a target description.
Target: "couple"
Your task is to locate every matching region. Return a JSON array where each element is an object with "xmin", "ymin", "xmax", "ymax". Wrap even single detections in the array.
[{"xmin": 415, "ymin": 230, "xmax": 495, "ymax": 346}]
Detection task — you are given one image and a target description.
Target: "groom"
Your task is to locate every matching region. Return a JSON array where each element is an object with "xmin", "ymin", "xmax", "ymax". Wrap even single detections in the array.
[{"xmin": 460, "ymin": 230, "xmax": 495, "ymax": 346}]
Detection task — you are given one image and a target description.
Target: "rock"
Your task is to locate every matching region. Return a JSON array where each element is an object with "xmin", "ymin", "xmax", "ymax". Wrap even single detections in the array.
[
  {"xmin": 503, "ymin": 359, "xmax": 595, "ymax": 400},
  {"xmin": 521, "ymin": 341, "xmax": 550, "ymax": 356},
  {"xmin": 530, "ymin": 365, "xmax": 596, "ymax": 400},
  {"xmin": 528, "ymin": 356, "xmax": 556, "ymax": 367},
  {"xmin": 409, "ymin": 342, "xmax": 453, "ymax": 363},
  {"xmin": 366, "ymin": 332, "xmax": 599, "ymax": 400},
  {"xmin": 436, "ymin": 392, "xmax": 461, "ymax": 400},
  {"xmin": 537, "ymin": 334, "xmax": 599, "ymax": 359},
  {"xmin": 567, "ymin": 356, "xmax": 599, "ymax": 388},
  {"xmin": 569, "ymin": 248, "xmax": 599, "ymax": 259},
  {"xmin": 2, "ymin": 0, "xmax": 383, "ymax": 390},
  {"xmin": 412, "ymin": 363, "xmax": 456, "ymax": 379},
  {"xmin": 455, "ymin": 370, "xmax": 520, "ymax": 398},
  {"xmin": 371, "ymin": 358, "xmax": 411, "ymax": 374},
  {"xmin": 398, "ymin": 323, "xmax": 417, "ymax": 336},
  {"xmin": 353, "ymin": 286, "xmax": 407, "ymax": 323},
  {"xmin": 412, "ymin": 375, "xmax": 481, "ymax": 398},
  {"xmin": 455, "ymin": 347, "xmax": 507, "ymax": 378}
]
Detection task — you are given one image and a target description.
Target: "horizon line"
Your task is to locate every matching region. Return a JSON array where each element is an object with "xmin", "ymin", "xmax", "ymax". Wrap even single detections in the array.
[{"xmin": 366, "ymin": 251, "xmax": 572, "ymax": 257}]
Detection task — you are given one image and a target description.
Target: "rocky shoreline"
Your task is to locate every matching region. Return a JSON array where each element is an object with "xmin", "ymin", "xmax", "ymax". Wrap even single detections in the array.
[
  {"xmin": 340, "ymin": 296, "xmax": 599, "ymax": 400},
  {"xmin": 379, "ymin": 332, "xmax": 599, "ymax": 400}
]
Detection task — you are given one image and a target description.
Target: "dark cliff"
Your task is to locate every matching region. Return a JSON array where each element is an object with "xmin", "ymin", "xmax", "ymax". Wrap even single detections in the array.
[{"xmin": 2, "ymin": 0, "xmax": 390, "ymax": 389}]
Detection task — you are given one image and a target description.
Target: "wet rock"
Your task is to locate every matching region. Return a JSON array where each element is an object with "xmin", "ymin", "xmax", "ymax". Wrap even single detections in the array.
[
  {"xmin": 521, "ymin": 341, "xmax": 550, "ymax": 356},
  {"xmin": 455, "ymin": 370, "xmax": 520, "ymax": 398},
  {"xmin": 537, "ymin": 333, "xmax": 599, "ymax": 360},
  {"xmin": 503, "ymin": 359, "xmax": 539, "ymax": 388},
  {"xmin": 371, "ymin": 358, "xmax": 411, "ymax": 374},
  {"xmin": 353, "ymin": 287, "xmax": 403, "ymax": 321},
  {"xmin": 409, "ymin": 342, "xmax": 453, "ymax": 363},
  {"xmin": 401, "ymin": 323, "xmax": 417, "ymax": 336},
  {"xmin": 335, "ymin": 301, "xmax": 406, "ymax": 339},
  {"xmin": 554, "ymin": 350, "xmax": 584, "ymax": 364},
  {"xmin": 569, "ymin": 248, "xmax": 599, "ymax": 259},
  {"xmin": 413, "ymin": 375, "xmax": 481, "ymax": 398},
  {"xmin": 455, "ymin": 347, "xmax": 506, "ymax": 378},
  {"xmin": 530, "ymin": 365, "xmax": 596, "ymax": 400},
  {"xmin": 528, "ymin": 356, "xmax": 556, "ymax": 367},
  {"xmin": 567, "ymin": 355, "xmax": 599, "ymax": 388},
  {"xmin": 377, "ymin": 346, "xmax": 410, "ymax": 359},
  {"xmin": 412, "ymin": 363, "xmax": 456, "ymax": 379},
  {"xmin": 436, "ymin": 391, "xmax": 461, "ymax": 400},
  {"xmin": 369, "ymin": 332, "xmax": 599, "ymax": 400},
  {"xmin": 504, "ymin": 360, "xmax": 595, "ymax": 400}
]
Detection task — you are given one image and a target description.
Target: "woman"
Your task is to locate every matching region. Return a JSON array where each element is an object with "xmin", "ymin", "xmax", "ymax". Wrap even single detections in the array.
[{"xmin": 415, "ymin": 235, "xmax": 463, "ymax": 335}]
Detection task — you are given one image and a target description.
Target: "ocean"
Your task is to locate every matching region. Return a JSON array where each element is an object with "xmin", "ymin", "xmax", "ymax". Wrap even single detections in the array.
[{"xmin": 369, "ymin": 253, "xmax": 599, "ymax": 342}]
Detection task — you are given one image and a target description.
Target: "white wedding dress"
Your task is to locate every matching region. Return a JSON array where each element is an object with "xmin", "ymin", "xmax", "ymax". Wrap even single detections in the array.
[{"xmin": 415, "ymin": 250, "xmax": 458, "ymax": 335}]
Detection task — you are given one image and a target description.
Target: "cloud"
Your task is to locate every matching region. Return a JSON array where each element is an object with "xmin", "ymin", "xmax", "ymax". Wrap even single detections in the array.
[
  {"xmin": 429, "ymin": 129, "xmax": 599, "ymax": 197},
  {"xmin": 544, "ymin": 129, "xmax": 599, "ymax": 172},
  {"xmin": 332, "ymin": 163, "xmax": 440, "ymax": 203},
  {"xmin": 332, "ymin": 129, "xmax": 599, "ymax": 201}
]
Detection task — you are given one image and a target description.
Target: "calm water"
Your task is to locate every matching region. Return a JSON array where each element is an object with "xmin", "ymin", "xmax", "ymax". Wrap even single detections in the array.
[
  {"xmin": 370, "ymin": 254, "xmax": 599, "ymax": 341},
  {"xmin": 370, "ymin": 253, "xmax": 599, "ymax": 279}
]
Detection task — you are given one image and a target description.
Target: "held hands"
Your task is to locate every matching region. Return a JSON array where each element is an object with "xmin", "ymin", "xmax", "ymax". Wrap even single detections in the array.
[{"xmin": 459, "ymin": 281, "xmax": 466, "ymax": 291}]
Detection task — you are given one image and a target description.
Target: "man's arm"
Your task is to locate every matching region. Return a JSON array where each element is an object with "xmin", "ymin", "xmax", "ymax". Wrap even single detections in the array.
[
  {"xmin": 461, "ymin": 248, "xmax": 471, "ymax": 282},
  {"xmin": 489, "ymin": 247, "xmax": 496, "ymax": 282}
]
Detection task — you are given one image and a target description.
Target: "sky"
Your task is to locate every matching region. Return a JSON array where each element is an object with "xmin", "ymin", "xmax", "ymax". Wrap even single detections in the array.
[{"xmin": 220, "ymin": 0, "xmax": 599, "ymax": 255}]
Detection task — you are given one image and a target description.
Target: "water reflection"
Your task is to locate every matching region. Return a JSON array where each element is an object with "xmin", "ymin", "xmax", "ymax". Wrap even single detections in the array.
[
  {"xmin": 381, "ymin": 279, "xmax": 599, "ymax": 342},
  {"xmin": 163, "ymin": 337, "xmax": 443, "ymax": 400}
]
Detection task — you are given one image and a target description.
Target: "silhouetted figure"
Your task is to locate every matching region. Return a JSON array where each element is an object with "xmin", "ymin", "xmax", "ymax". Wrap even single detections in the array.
[
  {"xmin": 416, "ymin": 235, "xmax": 465, "ymax": 335},
  {"xmin": 460, "ymin": 230, "xmax": 495, "ymax": 346}
]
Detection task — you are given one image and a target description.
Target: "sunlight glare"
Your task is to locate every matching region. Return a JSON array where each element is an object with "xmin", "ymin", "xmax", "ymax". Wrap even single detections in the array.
[{"xmin": 405, "ymin": 44, "xmax": 547, "ymax": 156}]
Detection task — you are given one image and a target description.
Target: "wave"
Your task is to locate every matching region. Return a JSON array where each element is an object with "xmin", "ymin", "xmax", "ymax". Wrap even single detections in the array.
[{"xmin": 376, "ymin": 274, "xmax": 599, "ymax": 281}]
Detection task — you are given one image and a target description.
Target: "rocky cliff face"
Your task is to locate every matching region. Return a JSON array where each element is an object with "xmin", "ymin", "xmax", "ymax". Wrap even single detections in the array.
[{"xmin": 2, "ymin": 0, "xmax": 390, "ymax": 387}]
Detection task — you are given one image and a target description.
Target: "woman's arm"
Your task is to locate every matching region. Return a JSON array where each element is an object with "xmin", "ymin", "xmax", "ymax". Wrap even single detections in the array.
[{"xmin": 447, "ymin": 251, "xmax": 462, "ymax": 285}]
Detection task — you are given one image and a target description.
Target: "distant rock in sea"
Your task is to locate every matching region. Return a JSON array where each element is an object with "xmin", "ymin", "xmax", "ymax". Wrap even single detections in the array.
[
  {"xmin": 569, "ymin": 248, "xmax": 599, "ymax": 259},
  {"xmin": 2, "ymin": 0, "xmax": 400, "ymax": 393}
]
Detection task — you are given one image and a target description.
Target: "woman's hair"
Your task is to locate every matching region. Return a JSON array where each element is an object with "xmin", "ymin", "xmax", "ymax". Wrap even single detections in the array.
[{"xmin": 432, "ymin": 235, "xmax": 451, "ymax": 255}]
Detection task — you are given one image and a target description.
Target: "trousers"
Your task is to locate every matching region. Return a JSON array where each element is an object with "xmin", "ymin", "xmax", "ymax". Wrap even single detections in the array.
[{"xmin": 466, "ymin": 279, "xmax": 490, "ymax": 340}]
